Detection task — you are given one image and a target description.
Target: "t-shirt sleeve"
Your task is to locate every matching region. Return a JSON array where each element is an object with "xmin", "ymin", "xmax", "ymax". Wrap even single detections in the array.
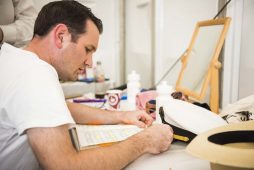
[{"xmin": 6, "ymin": 64, "xmax": 75, "ymax": 134}]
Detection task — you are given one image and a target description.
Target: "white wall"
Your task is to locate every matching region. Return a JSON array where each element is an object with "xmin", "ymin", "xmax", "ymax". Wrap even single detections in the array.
[
  {"xmin": 33, "ymin": 0, "xmax": 53, "ymax": 11},
  {"xmin": 125, "ymin": 0, "xmax": 153, "ymax": 88},
  {"xmin": 155, "ymin": 0, "xmax": 218, "ymax": 87},
  {"xmin": 88, "ymin": 0, "xmax": 121, "ymax": 85},
  {"xmin": 222, "ymin": 0, "xmax": 243, "ymax": 107},
  {"xmin": 222, "ymin": 0, "xmax": 254, "ymax": 107},
  {"xmin": 238, "ymin": 0, "xmax": 254, "ymax": 99},
  {"xmin": 125, "ymin": 0, "xmax": 218, "ymax": 89}
]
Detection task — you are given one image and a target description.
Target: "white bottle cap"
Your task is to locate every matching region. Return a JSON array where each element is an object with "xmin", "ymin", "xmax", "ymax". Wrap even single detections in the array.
[
  {"xmin": 128, "ymin": 70, "xmax": 140, "ymax": 81},
  {"xmin": 157, "ymin": 81, "xmax": 173, "ymax": 94}
]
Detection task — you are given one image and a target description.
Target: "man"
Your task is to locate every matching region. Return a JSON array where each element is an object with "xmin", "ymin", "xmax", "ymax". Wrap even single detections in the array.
[
  {"xmin": 0, "ymin": 1, "xmax": 173, "ymax": 169},
  {"xmin": 0, "ymin": 0, "xmax": 37, "ymax": 48}
]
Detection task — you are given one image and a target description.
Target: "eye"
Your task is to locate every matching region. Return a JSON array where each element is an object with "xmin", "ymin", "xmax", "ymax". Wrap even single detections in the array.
[{"xmin": 85, "ymin": 47, "xmax": 93, "ymax": 53}]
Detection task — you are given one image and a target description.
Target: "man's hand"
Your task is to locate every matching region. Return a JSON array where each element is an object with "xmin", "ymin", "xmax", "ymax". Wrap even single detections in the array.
[
  {"xmin": 118, "ymin": 110, "xmax": 154, "ymax": 128},
  {"xmin": 130, "ymin": 124, "xmax": 173, "ymax": 154}
]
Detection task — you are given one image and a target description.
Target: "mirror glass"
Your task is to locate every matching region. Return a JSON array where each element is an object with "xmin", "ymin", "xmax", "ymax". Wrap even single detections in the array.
[
  {"xmin": 175, "ymin": 18, "xmax": 231, "ymax": 112},
  {"xmin": 180, "ymin": 25, "xmax": 223, "ymax": 94}
]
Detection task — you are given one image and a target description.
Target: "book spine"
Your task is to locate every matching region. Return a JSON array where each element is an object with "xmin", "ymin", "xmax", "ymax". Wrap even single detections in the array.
[{"xmin": 68, "ymin": 127, "xmax": 81, "ymax": 151}]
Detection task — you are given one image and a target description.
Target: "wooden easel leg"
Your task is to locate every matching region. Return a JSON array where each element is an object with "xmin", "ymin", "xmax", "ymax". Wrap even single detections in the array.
[{"xmin": 210, "ymin": 68, "xmax": 219, "ymax": 113}]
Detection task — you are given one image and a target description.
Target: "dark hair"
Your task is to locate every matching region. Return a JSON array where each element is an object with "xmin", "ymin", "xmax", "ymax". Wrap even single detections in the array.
[{"xmin": 33, "ymin": 0, "xmax": 103, "ymax": 42}]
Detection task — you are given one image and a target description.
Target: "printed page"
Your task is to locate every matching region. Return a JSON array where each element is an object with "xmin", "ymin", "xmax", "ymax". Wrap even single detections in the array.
[{"xmin": 75, "ymin": 125, "xmax": 143, "ymax": 148}]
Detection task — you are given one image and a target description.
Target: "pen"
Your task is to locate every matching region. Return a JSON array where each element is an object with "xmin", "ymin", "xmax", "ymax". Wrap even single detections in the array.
[
  {"xmin": 173, "ymin": 134, "xmax": 190, "ymax": 142},
  {"xmin": 73, "ymin": 99, "xmax": 106, "ymax": 103}
]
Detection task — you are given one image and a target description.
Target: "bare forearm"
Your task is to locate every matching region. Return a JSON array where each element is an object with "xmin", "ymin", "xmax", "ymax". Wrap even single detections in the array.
[
  {"xmin": 28, "ymin": 125, "xmax": 148, "ymax": 170},
  {"xmin": 75, "ymin": 135, "xmax": 146, "ymax": 169},
  {"xmin": 66, "ymin": 101, "xmax": 122, "ymax": 125}
]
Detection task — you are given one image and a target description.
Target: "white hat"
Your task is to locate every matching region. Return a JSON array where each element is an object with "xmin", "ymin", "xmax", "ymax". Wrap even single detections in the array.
[{"xmin": 186, "ymin": 120, "xmax": 254, "ymax": 170}]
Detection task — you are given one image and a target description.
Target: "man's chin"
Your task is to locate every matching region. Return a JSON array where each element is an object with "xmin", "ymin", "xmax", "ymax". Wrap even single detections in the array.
[
  {"xmin": 68, "ymin": 76, "xmax": 78, "ymax": 82},
  {"xmin": 59, "ymin": 75, "xmax": 77, "ymax": 82}
]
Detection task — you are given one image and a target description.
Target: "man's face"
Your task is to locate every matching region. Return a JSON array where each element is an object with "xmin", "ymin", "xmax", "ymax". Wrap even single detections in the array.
[{"xmin": 56, "ymin": 20, "xmax": 99, "ymax": 81}]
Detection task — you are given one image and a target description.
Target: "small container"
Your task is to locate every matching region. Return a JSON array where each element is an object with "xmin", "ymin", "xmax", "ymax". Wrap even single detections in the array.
[
  {"xmin": 94, "ymin": 61, "xmax": 106, "ymax": 98},
  {"xmin": 94, "ymin": 61, "xmax": 105, "ymax": 82},
  {"xmin": 106, "ymin": 90, "xmax": 122, "ymax": 110},
  {"xmin": 155, "ymin": 81, "xmax": 173, "ymax": 124},
  {"xmin": 127, "ymin": 70, "xmax": 141, "ymax": 110}
]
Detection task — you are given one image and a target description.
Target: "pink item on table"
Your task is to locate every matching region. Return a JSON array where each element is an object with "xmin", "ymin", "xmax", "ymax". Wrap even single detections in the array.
[{"xmin": 136, "ymin": 90, "xmax": 157, "ymax": 110}]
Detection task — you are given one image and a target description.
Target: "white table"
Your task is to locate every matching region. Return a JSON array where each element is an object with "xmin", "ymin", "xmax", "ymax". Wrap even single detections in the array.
[
  {"xmin": 61, "ymin": 81, "xmax": 111, "ymax": 99},
  {"xmin": 65, "ymin": 85, "xmax": 211, "ymax": 170},
  {"xmin": 125, "ymin": 142, "xmax": 210, "ymax": 170}
]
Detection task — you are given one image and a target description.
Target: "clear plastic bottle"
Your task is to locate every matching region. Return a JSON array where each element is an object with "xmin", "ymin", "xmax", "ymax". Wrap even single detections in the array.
[
  {"xmin": 155, "ymin": 81, "xmax": 173, "ymax": 124},
  {"xmin": 127, "ymin": 70, "xmax": 141, "ymax": 111},
  {"xmin": 94, "ymin": 61, "xmax": 105, "ymax": 82},
  {"xmin": 94, "ymin": 61, "xmax": 105, "ymax": 98}
]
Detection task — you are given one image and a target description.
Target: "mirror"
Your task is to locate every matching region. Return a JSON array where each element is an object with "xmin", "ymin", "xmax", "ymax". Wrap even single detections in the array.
[{"xmin": 175, "ymin": 18, "xmax": 231, "ymax": 113}]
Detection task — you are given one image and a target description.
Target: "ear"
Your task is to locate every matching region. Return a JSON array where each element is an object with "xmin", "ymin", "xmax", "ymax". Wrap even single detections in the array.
[{"xmin": 53, "ymin": 24, "xmax": 70, "ymax": 49}]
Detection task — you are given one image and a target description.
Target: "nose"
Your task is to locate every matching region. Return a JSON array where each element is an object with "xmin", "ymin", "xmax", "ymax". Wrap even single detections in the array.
[{"xmin": 84, "ymin": 56, "xmax": 93, "ymax": 68}]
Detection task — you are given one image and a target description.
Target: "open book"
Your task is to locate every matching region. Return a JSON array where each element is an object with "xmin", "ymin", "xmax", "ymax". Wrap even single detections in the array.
[{"xmin": 69, "ymin": 124, "xmax": 143, "ymax": 151}]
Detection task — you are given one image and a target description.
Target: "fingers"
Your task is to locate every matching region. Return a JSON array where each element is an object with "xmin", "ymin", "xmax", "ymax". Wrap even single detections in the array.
[
  {"xmin": 134, "ymin": 114, "xmax": 152, "ymax": 128},
  {"xmin": 120, "ymin": 110, "xmax": 154, "ymax": 127},
  {"xmin": 134, "ymin": 120, "xmax": 146, "ymax": 128},
  {"xmin": 142, "ymin": 124, "xmax": 173, "ymax": 154},
  {"xmin": 139, "ymin": 112, "xmax": 153, "ymax": 126}
]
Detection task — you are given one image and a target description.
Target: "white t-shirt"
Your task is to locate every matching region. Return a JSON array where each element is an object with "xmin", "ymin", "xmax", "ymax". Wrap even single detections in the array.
[{"xmin": 0, "ymin": 43, "xmax": 75, "ymax": 169}]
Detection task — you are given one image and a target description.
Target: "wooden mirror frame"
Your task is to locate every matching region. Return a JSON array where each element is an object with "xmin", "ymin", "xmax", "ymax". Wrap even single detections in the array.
[{"xmin": 175, "ymin": 17, "xmax": 231, "ymax": 113}]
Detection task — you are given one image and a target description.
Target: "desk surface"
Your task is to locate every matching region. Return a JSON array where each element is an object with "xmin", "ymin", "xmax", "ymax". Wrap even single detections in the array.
[
  {"xmin": 66, "ymin": 87, "xmax": 211, "ymax": 170},
  {"xmin": 125, "ymin": 142, "xmax": 210, "ymax": 170},
  {"xmin": 61, "ymin": 81, "xmax": 111, "ymax": 99}
]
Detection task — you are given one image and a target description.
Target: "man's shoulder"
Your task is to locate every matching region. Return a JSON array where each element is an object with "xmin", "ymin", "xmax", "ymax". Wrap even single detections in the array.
[
  {"xmin": 0, "ymin": 43, "xmax": 59, "ymax": 91},
  {"xmin": 1, "ymin": 43, "xmax": 57, "ymax": 76}
]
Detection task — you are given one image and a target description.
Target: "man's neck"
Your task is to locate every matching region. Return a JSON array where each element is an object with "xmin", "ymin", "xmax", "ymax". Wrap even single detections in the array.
[{"xmin": 24, "ymin": 37, "xmax": 53, "ymax": 65}]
